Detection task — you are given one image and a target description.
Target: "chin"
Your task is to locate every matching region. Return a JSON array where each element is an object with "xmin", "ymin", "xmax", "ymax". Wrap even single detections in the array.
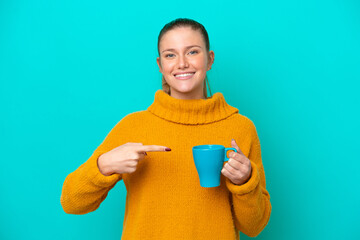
[
  {"xmin": 173, "ymin": 85, "xmax": 196, "ymax": 93},
  {"xmin": 172, "ymin": 87, "xmax": 204, "ymax": 97}
]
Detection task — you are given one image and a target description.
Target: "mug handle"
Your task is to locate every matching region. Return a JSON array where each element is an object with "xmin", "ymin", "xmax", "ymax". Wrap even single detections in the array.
[{"xmin": 224, "ymin": 148, "xmax": 237, "ymax": 162}]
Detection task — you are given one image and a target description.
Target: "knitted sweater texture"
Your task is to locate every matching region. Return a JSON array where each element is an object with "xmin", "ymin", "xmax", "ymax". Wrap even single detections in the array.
[{"xmin": 61, "ymin": 89, "xmax": 272, "ymax": 239}]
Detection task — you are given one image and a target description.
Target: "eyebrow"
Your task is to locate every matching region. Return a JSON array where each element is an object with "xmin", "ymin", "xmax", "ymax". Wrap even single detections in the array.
[{"xmin": 161, "ymin": 45, "xmax": 201, "ymax": 54}]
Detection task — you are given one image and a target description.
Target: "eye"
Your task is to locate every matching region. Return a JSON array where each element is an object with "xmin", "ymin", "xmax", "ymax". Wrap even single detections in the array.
[
  {"xmin": 165, "ymin": 53, "xmax": 175, "ymax": 58},
  {"xmin": 189, "ymin": 50, "xmax": 198, "ymax": 55}
]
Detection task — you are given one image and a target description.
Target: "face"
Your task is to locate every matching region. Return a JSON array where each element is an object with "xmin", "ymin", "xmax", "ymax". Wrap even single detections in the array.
[{"xmin": 157, "ymin": 27, "xmax": 215, "ymax": 99}]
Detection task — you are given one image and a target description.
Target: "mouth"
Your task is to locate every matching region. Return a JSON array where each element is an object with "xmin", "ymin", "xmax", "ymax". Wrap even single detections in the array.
[{"xmin": 174, "ymin": 72, "xmax": 196, "ymax": 80}]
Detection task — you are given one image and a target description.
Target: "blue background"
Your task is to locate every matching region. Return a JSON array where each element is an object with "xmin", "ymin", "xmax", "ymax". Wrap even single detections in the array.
[{"xmin": 1, "ymin": 0, "xmax": 359, "ymax": 239}]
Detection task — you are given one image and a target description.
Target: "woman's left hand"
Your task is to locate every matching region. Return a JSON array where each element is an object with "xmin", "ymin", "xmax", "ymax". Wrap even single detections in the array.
[{"xmin": 221, "ymin": 139, "xmax": 252, "ymax": 186}]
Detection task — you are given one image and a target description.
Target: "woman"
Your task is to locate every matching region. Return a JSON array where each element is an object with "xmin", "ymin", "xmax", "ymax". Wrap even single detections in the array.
[{"xmin": 61, "ymin": 18, "xmax": 271, "ymax": 239}]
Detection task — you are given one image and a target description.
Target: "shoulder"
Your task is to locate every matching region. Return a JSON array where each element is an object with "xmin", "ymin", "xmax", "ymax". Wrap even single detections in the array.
[
  {"xmin": 101, "ymin": 111, "xmax": 148, "ymax": 135},
  {"xmin": 96, "ymin": 111, "xmax": 150, "ymax": 143},
  {"xmin": 228, "ymin": 113, "xmax": 258, "ymax": 138},
  {"xmin": 115, "ymin": 110, "xmax": 148, "ymax": 126},
  {"xmin": 229, "ymin": 113, "xmax": 256, "ymax": 128}
]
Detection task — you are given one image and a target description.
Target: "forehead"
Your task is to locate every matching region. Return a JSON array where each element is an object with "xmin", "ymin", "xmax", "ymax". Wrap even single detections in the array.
[{"xmin": 159, "ymin": 27, "xmax": 205, "ymax": 50}]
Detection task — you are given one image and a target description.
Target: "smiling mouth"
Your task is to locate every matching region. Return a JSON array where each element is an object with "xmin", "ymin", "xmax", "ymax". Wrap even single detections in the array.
[{"xmin": 174, "ymin": 72, "xmax": 195, "ymax": 79}]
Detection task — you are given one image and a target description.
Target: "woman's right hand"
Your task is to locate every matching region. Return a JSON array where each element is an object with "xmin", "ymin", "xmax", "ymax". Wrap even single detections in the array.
[{"xmin": 97, "ymin": 142, "xmax": 171, "ymax": 176}]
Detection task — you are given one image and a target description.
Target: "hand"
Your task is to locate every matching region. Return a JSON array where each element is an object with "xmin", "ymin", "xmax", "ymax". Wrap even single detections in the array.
[
  {"xmin": 221, "ymin": 139, "xmax": 252, "ymax": 185},
  {"xmin": 98, "ymin": 142, "xmax": 171, "ymax": 176}
]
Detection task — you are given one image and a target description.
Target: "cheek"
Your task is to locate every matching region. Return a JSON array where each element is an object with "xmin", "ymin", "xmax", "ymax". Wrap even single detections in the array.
[
  {"xmin": 162, "ymin": 61, "xmax": 175, "ymax": 74},
  {"xmin": 192, "ymin": 56, "xmax": 208, "ymax": 69}
]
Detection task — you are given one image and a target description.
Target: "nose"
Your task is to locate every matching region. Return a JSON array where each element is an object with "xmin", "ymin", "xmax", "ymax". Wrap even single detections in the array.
[{"xmin": 178, "ymin": 54, "xmax": 189, "ymax": 69}]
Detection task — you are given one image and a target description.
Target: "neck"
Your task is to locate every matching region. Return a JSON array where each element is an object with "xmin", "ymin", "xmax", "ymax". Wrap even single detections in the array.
[
  {"xmin": 147, "ymin": 89, "xmax": 239, "ymax": 125},
  {"xmin": 169, "ymin": 87, "xmax": 205, "ymax": 100}
]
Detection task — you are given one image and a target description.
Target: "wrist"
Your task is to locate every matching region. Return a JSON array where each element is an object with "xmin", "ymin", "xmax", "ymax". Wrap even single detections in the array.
[{"xmin": 97, "ymin": 153, "xmax": 114, "ymax": 176}]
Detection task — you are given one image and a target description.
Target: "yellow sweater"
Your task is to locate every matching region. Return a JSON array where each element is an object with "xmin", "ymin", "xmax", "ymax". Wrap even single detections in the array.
[{"xmin": 61, "ymin": 89, "xmax": 272, "ymax": 239}]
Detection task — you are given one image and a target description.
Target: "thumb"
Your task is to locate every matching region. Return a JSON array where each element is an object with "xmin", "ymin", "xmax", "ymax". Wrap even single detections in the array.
[
  {"xmin": 231, "ymin": 139, "xmax": 238, "ymax": 147},
  {"xmin": 231, "ymin": 139, "xmax": 243, "ymax": 155}
]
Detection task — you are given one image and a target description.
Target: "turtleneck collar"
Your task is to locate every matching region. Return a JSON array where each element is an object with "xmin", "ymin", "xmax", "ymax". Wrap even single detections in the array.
[{"xmin": 147, "ymin": 90, "xmax": 239, "ymax": 125}]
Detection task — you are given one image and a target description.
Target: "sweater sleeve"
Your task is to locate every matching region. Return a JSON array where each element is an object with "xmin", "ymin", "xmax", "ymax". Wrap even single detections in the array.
[
  {"xmin": 225, "ymin": 121, "xmax": 272, "ymax": 237},
  {"xmin": 60, "ymin": 120, "xmax": 125, "ymax": 215}
]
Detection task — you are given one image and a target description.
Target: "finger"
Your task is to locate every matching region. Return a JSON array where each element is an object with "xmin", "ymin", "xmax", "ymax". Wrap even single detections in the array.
[
  {"xmin": 136, "ymin": 152, "xmax": 147, "ymax": 162},
  {"xmin": 134, "ymin": 145, "xmax": 147, "ymax": 156},
  {"xmin": 224, "ymin": 162, "xmax": 238, "ymax": 175},
  {"xmin": 227, "ymin": 158, "xmax": 240, "ymax": 170},
  {"xmin": 231, "ymin": 139, "xmax": 245, "ymax": 155},
  {"xmin": 229, "ymin": 151, "xmax": 248, "ymax": 165},
  {"xmin": 136, "ymin": 145, "xmax": 171, "ymax": 153},
  {"xmin": 221, "ymin": 166, "xmax": 235, "ymax": 177},
  {"xmin": 138, "ymin": 151, "xmax": 147, "ymax": 156}
]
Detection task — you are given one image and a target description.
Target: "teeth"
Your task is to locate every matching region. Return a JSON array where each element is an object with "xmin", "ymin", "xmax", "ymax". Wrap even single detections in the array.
[{"xmin": 175, "ymin": 73, "xmax": 194, "ymax": 77}]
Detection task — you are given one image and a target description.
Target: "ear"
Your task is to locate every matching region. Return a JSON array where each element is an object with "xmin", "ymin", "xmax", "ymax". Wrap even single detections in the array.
[
  {"xmin": 156, "ymin": 57, "xmax": 163, "ymax": 73},
  {"xmin": 207, "ymin": 50, "xmax": 215, "ymax": 70}
]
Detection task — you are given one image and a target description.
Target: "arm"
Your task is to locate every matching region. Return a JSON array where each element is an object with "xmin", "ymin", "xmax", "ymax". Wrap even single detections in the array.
[
  {"xmin": 225, "ymin": 121, "xmax": 272, "ymax": 237},
  {"xmin": 60, "ymin": 122, "xmax": 124, "ymax": 215}
]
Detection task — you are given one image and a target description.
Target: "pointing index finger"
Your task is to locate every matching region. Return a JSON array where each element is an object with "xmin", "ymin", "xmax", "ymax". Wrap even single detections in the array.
[{"xmin": 136, "ymin": 145, "xmax": 171, "ymax": 153}]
